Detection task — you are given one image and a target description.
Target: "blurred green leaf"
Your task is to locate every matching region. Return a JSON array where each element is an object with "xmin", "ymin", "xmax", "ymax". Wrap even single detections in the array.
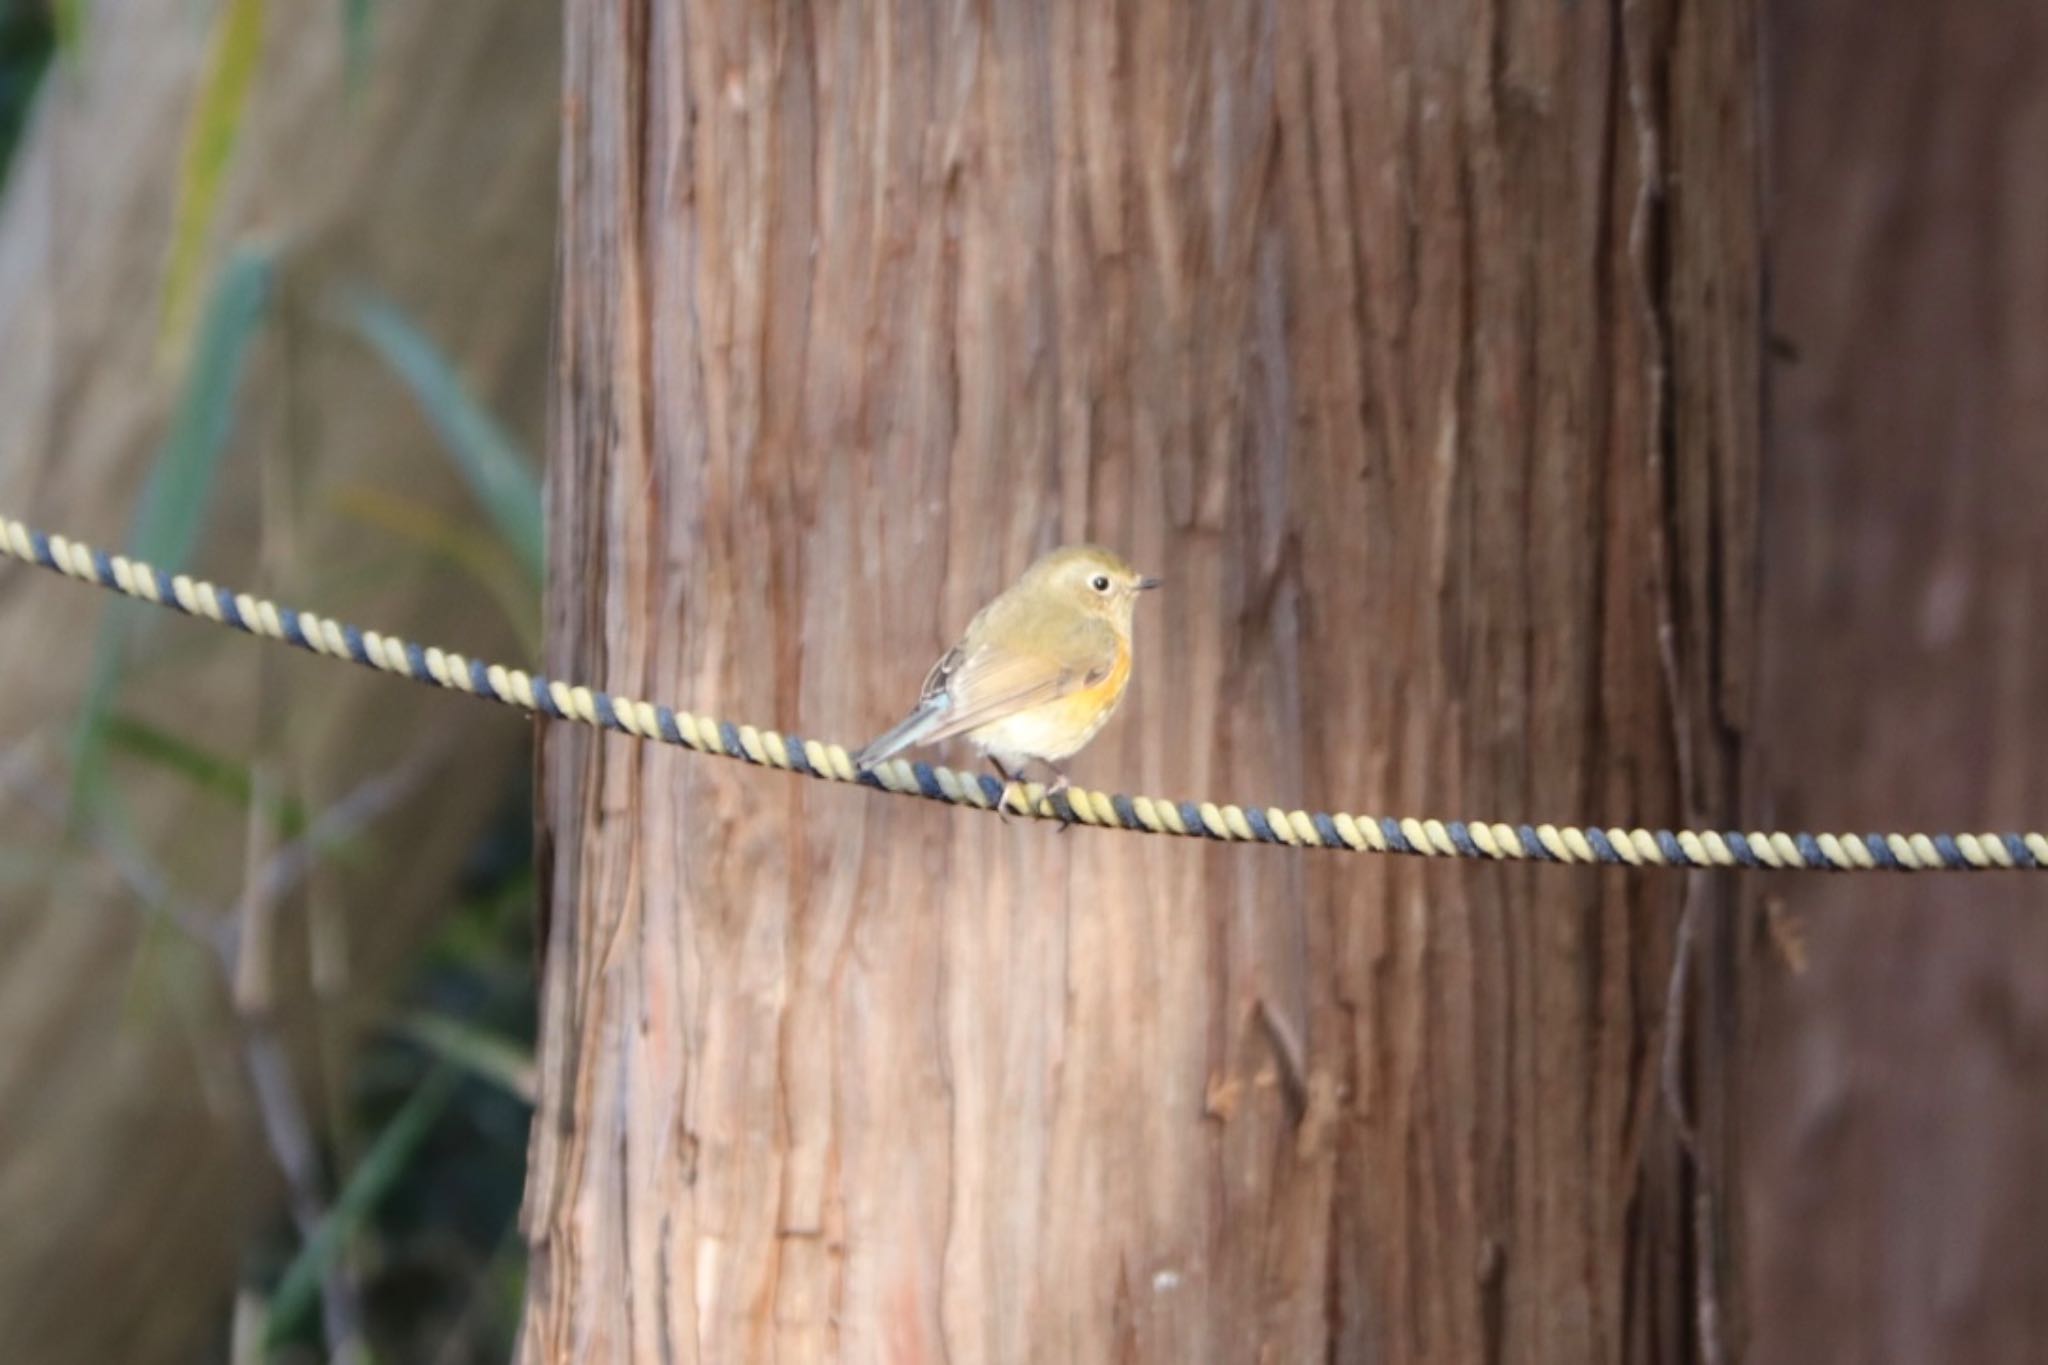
[
  {"xmin": 427, "ymin": 863, "xmax": 537, "ymax": 969},
  {"xmin": 329, "ymin": 484, "xmax": 540, "ymax": 653},
  {"xmin": 337, "ymin": 287, "xmax": 543, "ymax": 584},
  {"xmin": 51, "ymin": 0, "xmax": 81, "ymax": 59},
  {"xmin": 389, "ymin": 1011, "xmax": 535, "ymax": 1103},
  {"xmin": 73, "ymin": 249, "xmax": 273, "ymax": 810},
  {"xmin": 265, "ymin": 1067, "xmax": 458, "ymax": 1348},
  {"xmin": 0, "ymin": 1, "xmax": 54, "ymax": 179},
  {"xmin": 160, "ymin": 0, "xmax": 266, "ymax": 361},
  {"xmin": 342, "ymin": 0, "xmax": 374, "ymax": 95},
  {"xmin": 101, "ymin": 711, "xmax": 309, "ymax": 836},
  {"xmin": 135, "ymin": 248, "xmax": 274, "ymax": 567}
]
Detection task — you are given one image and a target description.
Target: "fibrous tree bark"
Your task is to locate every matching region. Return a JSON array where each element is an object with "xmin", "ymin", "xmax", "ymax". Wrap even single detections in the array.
[
  {"xmin": 527, "ymin": 2, "xmax": 1759, "ymax": 1361},
  {"xmin": 0, "ymin": 4, "xmax": 558, "ymax": 1360}
]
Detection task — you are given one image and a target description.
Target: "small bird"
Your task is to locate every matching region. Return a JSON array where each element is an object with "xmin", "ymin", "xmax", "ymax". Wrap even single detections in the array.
[{"xmin": 855, "ymin": 544, "xmax": 1161, "ymax": 815}]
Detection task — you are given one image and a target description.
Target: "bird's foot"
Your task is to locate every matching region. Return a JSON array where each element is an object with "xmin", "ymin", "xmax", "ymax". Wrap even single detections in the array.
[
  {"xmin": 996, "ymin": 781, "xmax": 1024, "ymax": 824},
  {"xmin": 989, "ymin": 760, "xmax": 1024, "ymax": 824},
  {"xmin": 1040, "ymin": 771, "xmax": 1076, "ymax": 831}
]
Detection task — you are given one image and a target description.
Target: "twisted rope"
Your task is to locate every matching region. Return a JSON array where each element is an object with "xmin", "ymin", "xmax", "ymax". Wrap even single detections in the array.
[{"xmin": 4, "ymin": 511, "xmax": 2039, "ymax": 871}]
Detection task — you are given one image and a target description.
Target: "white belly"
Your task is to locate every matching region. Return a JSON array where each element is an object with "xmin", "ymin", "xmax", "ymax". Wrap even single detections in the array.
[{"xmin": 969, "ymin": 699, "xmax": 1115, "ymax": 769}]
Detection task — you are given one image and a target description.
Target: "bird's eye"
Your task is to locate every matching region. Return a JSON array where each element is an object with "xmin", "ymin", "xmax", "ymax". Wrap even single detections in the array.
[{"xmin": 1090, "ymin": 574, "xmax": 1112, "ymax": 593}]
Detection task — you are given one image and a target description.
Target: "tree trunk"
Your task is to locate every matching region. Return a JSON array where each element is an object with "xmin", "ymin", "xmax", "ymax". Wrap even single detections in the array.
[
  {"xmin": 0, "ymin": 4, "xmax": 557, "ymax": 1360},
  {"xmin": 1746, "ymin": 1, "xmax": 2048, "ymax": 1359},
  {"xmin": 526, "ymin": 2, "xmax": 1759, "ymax": 1361}
]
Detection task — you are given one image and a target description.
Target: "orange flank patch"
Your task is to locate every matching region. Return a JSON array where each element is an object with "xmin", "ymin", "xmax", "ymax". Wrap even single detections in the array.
[
  {"xmin": 967, "ymin": 637, "xmax": 1133, "ymax": 762},
  {"xmin": 1026, "ymin": 640, "xmax": 1131, "ymax": 746},
  {"xmin": 1064, "ymin": 634, "xmax": 1130, "ymax": 716}
]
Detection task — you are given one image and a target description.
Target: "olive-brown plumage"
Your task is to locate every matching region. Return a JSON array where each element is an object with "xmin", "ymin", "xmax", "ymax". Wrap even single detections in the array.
[{"xmin": 855, "ymin": 545, "xmax": 1160, "ymax": 802}]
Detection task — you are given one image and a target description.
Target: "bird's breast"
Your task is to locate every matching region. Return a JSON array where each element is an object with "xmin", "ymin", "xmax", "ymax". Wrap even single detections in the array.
[{"xmin": 967, "ymin": 640, "xmax": 1132, "ymax": 762}]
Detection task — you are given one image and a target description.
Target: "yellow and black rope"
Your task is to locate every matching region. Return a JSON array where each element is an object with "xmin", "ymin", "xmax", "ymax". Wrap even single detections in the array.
[{"xmin": 3, "ymin": 511, "xmax": 2039, "ymax": 871}]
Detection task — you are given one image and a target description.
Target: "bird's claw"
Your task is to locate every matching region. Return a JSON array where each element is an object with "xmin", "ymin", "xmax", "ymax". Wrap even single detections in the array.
[
  {"xmin": 1039, "ymin": 774, "xmax": 1077, "ymax": 831},
  {"xmin": 991, "ymin": 765, "xmax": 1077, "ymax": 831}
]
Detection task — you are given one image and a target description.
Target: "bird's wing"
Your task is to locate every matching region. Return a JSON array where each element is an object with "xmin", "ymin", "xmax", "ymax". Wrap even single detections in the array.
[
  {"xmin": 913, "ymin": 618, "xmax": 1121, "ymax": 747},
  {"xmin": 916, "ymin": 642, "xmax": 967, "ymax": 704},
  {"xmin": 849, "ymin": 639, "xmax": 984, "ymax": 768}
]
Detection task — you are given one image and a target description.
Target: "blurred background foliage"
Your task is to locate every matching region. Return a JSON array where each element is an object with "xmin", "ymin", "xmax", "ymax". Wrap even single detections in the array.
[
  {"xmin": 0, "ymin": 0, "xmax": 49, "ymax": 179},
  {"xmin": 0, "ymin": 1, "xmax": 551, "ymax": 1360}
]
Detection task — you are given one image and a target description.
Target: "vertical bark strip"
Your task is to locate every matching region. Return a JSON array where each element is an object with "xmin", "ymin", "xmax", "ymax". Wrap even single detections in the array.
[
  {"xmin": 1748, "ymin": 2, "xmax": 2048, "ymax": 1360},
  {"xmin": 527, "ymin": 2, "xmax": 1759, "ymax": 1360}
]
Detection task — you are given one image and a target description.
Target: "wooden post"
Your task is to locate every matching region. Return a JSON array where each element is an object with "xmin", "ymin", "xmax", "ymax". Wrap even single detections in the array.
[
  {"xmin": 1747, "ymin": 0, "xmax": 2048, "ymax": 1356},
  {"xmin": 525, "ymin": 2, "xmax": 1759, "ymax": 1359}
]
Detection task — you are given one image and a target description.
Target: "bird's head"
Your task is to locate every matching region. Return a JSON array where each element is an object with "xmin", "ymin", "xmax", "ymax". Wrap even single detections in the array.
[{"xmin": 1023, "ymin": 544, "xmax": 1162, "ymax": 626}]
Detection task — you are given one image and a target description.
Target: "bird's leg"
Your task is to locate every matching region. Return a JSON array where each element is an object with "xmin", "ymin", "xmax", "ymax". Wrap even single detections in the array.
[
  {"xmin": 1034, "ymin": 759, "xmax": 1076, "ymax": 831},
  {"xmin": 988, "ymin": 757, "xmax": 1023, "ymax": 823}
]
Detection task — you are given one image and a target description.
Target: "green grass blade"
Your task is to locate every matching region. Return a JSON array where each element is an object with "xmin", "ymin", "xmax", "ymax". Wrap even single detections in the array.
[
  {"xmin": 264, "ymin": 1067, "xmax": 459, "ymax": 1348},
  {"xmin": 160, "ymin": 0, "xmax": 266, "ymax": 361},
  {"xmin": 336, "ymin": 287, "xmax": 543, "ymax": 583},
  {"xmin": 51, "ymin": 0, "xmax": 83, "ymax": 62},
  {"xmin": 388, "ymin": 1011, "xmax": 535, "ymax": 1103},
  {"xmin": 72, "ymin": 249, "xmax": 273, "ymax": 809},
  {"xmin": 342, "ymin": 0, "xmax": 374, "ymax": 97},
  {"xmin": 328, "ymin": 484, "xmax": 540, "ymax": 653},
  {"xmin": 138, "ymin": 246, "xmax": 275, "ymax": 566},
  {"xmin": 100, "ymin": 711, "xmax": 311, "ymax": 836}
]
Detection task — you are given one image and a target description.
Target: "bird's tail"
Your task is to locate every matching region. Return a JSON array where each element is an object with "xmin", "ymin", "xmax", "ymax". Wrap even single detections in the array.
[{"xmin": 852, "ymin": 698, "xmax": 951, "ymax": 771}]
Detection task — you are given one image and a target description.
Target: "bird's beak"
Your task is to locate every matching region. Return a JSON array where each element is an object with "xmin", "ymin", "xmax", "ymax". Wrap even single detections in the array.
[{"xmin": 1136, "ymin": 575, "xmax": 1163, "ymax": 592}]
